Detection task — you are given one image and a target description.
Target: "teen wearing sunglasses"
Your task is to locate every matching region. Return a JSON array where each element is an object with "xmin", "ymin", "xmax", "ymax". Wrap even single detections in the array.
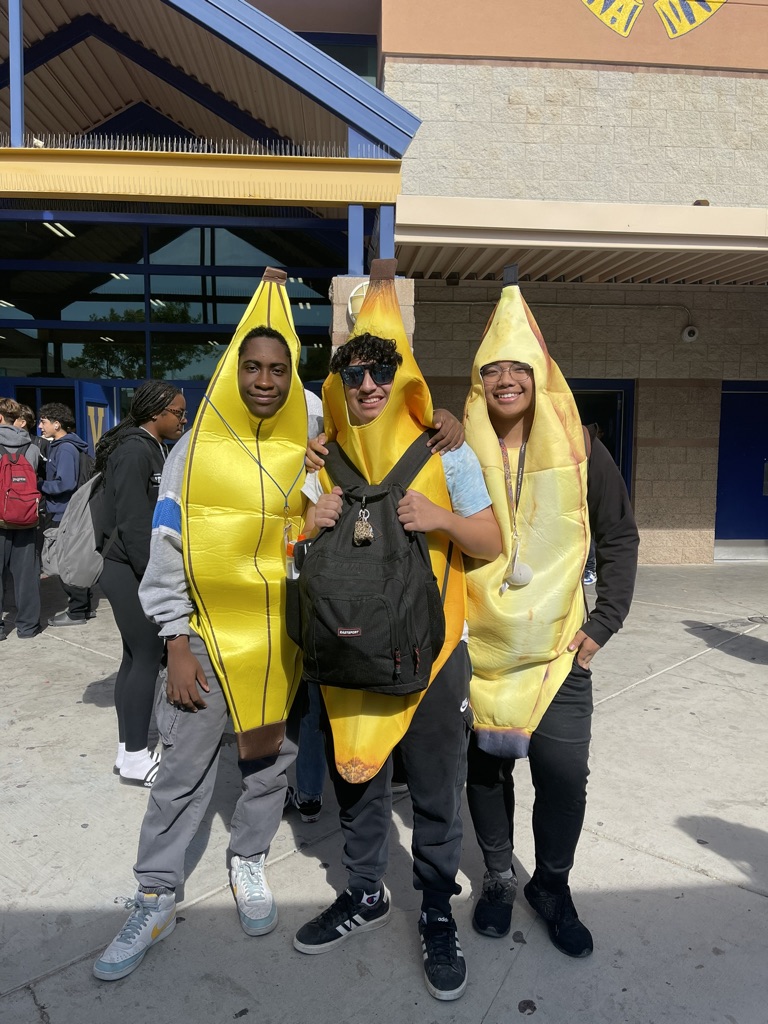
[{"xmin": 294, "ymin": 331, "xmax": 501, "ymax": 1001}]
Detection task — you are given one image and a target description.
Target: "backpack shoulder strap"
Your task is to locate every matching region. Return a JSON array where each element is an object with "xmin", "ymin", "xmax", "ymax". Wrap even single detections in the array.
[
  {"xmin": 381, "ymin": 429, "xmax": 438, "ymax": 490},
  {"xmin": 322, "ymin": 441, "xmax": 367, "ymax": 491}
]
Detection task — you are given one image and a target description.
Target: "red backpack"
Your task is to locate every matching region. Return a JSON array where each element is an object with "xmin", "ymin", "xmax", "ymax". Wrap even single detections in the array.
[{"xmin": 0, "ymin": 445, "xmax": 41, "ymax": 529}]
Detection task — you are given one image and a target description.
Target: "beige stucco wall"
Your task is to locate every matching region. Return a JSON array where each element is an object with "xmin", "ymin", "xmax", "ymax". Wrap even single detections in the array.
[
  {"xmin": 412, "ymin": 280, "xmax": 768, "ymax": 564},
  {"xmin": 384, "ymin": 60, "xmax": 768, "ymax": 207}
]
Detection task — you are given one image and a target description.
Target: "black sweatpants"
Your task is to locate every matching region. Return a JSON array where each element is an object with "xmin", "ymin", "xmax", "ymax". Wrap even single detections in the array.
[
  {"xmin": 466, "ymin": 659, "xmax": 592, "ymax": 893},
  {"xmin": 0, "ymin": 527, "xmax": 41, "ymax": 637},
  {"xmin": 100, "ymin": 558, "xmax": 164, "ymax": 751},
  {"xmin": 320, "ymin": 641, "xmax": 473, "ymax": 914}
]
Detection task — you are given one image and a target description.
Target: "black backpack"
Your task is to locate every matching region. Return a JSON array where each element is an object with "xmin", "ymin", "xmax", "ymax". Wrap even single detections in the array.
[{"xmin": 297, "ymin": 431, "xmax": 447, "ymax": 696}]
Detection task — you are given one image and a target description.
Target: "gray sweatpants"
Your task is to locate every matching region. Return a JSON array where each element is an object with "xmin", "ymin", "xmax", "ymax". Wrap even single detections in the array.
[{"xmin": 134, "ymin": 634, "xmax": 299, "ymax": 891}]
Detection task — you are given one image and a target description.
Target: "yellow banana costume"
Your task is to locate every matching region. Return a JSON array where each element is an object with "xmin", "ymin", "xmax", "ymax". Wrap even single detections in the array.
[
  {"xmin": 182, "ymin": 268, "xmax": 307, "ymax": 760},
  {"xmin": 464, "ymin": 285, "xmax": 589, "ymax": 758},
  {"xmin": 319, "ymin": 259, "xmax": 466, "ymax": 783}
]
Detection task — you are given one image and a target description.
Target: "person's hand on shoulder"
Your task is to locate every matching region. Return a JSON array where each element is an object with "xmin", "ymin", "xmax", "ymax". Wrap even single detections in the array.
[
  {"xmin": 305, "ymin": 433, "xmax": 328, "ymax": 473},
  {"xmin": 428, "ymin": 409, "xmax": 464, "ymax": 454}
]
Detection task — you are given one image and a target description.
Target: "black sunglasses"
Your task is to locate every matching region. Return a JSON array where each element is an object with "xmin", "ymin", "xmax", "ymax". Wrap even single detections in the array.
[{"xmin": 339, "ymin": 362, "xmax": 397, "ymax": 388}]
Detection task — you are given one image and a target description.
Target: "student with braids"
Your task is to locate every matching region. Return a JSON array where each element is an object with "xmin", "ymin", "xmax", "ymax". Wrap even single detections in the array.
[{"xmin": 95, "ymin": 380, "xmax": 187, "ymax": 786}]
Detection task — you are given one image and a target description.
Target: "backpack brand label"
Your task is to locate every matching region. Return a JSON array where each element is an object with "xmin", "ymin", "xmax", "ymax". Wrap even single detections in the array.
[{"xmin": 337, "ymin": 627, "xmax": 362, "ymax": 637}]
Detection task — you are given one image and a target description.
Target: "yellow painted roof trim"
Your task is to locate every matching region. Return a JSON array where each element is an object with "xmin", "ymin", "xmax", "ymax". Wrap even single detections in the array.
[{"xmin": 0, "ymin": 149, "xmax": 401, "ymax": 206}]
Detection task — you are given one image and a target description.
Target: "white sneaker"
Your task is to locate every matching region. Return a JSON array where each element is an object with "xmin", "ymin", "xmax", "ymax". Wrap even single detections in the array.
[
  {"xmin": 230, "ymin": 854, "xmax": 278, "ymax": 936},
  {"xmin": 93, "ymin": 891, "xmax": 176, "ymax": 981}
]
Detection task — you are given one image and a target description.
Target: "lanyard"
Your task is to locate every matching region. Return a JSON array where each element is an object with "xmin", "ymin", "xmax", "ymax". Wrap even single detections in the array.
[
  {"xmin": 498, "ymin": 437, "xmax": 526, "ymax": 538},
  {"xmin": 203, "ymin": 395, "xmax": 304, "ymax": 514}
]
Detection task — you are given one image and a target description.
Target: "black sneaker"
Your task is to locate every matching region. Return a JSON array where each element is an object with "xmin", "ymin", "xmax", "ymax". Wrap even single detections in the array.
[
  {"xmin": 472, "ymin": 869, "xmax": 518, "ymax": 938},
  {"xmin": 293, "ymin": 886, "xmax": 390, "ymax": 954},
  {"xmin": 419, "ymin": 910, "xmax": 467, "ymax": 1001},
  {"xmin": 523, "ymin": 878, "xmax": 593, "ymax": 958},
  {"xmin": 283, "ymin": 785, "xmax": 322, "ymax": 823}
]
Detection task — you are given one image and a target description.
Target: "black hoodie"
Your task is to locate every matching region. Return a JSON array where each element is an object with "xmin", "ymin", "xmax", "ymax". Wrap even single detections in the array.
[{"xmin": 100, "ymin": 428, "xmax": 166, "ymax": 577}]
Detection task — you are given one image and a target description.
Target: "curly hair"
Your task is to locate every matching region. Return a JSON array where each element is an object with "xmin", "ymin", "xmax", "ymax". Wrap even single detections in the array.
[
  {"xmin": 94, "ymin": 380, "xmax": 181, "ymax": 475},
  {"xmin": 39, "ymin": 402, "xmax": 76, "ymax": 433},
  {"xmin": 329, "ymin": 334, "xmax": 403, "ymax": 375}
]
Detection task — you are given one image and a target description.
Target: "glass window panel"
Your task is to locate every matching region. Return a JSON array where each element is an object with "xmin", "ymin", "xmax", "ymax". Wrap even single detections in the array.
[
  {"xmin": 53, "ymin": 328, "xmax": 147, "ymax": 379},
  {"xmin": 149, "ymin": 227, "xmax": 204, "ymax": 265},
  {"xmin": 0, "ymin": 270, "xmax": 144, "ymax": 322},
  {"xmin": 0, "ymin": 220, "xmax": 143, "ymax": 263},
  {"xmin": 299, "ymin": 341, "xmax": 331, "ymax": 383},
  {"xmin": 150, "ymin": 331, "xmax": 230, "ymax": 382},
  {"xmin": 0, "ymin": 326, "xmax": 46, "ymax": 376}
]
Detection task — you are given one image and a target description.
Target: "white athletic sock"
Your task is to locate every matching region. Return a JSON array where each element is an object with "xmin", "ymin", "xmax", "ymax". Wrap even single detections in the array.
[{"xmin": 120, "ymin": 748, "xmax": 159, "ymax": 779}]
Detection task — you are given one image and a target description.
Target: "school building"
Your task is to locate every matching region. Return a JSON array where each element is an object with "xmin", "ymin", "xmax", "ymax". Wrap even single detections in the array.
[{"xmin": 1, "ymin": 0, "xmax": 767, "ymax": 563}]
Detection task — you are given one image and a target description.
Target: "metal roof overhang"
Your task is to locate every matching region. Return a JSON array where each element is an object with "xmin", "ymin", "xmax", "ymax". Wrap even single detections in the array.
[
  {"xmin": 0, "ymin": 0, "xmax": 420, "ymax": 156},
  {"xmin": 395, "ymin": 196, "xmax": 768, "ymax": 286}
]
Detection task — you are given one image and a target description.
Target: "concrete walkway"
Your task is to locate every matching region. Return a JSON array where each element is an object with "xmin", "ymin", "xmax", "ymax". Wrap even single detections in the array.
[{"xmin": 2, "ymin": 565, "xmax": 767, "ymax": 1024}]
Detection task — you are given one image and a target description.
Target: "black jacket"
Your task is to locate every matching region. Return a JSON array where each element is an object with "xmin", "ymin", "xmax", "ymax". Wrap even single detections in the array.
[
  {"xmin": 101, "ymin": 429, "xmax": 166, "ymax": 577},
  {"xmin": 582, "ymin": 435, "xmax": 639, "ymax": 648}
]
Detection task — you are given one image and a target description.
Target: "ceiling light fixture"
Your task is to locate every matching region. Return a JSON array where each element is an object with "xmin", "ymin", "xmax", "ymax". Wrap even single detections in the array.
[
  {"xmin": 55, "ymin": 222, "xmax": 75, "ymax": 238},
  {"xmin": 0, "ymin": 300, "xmax": 16, "ymax": 307},
  {"xmin": 99, "ymin": 336, "xmax": 114, "ymax": 343},
  {"xmin": 43, "ymin": 222, "xmax": 64, "ymax": 237}
]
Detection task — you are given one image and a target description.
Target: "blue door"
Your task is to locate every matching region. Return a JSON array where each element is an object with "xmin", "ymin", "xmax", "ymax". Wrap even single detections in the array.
[
  {"xmin": 78, "ymin": 381, "xmax": 117, "ymax": 455},
  {"xmin": 715, "ymin": 382, "xmax": 768, "ymax": 559}
]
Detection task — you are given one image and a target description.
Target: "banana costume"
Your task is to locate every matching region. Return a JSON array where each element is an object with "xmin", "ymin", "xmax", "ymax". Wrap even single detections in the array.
[
  {"xmin": 318, "ymin": 259, "xmax": 466, "ymax": 784},
  {"xmin": 464, "ymin": 285, "xmax": 589, "ymax": 759},
  {"xmin": 182, "ymin": 268, "xmax": 307, "ymax": 761}
]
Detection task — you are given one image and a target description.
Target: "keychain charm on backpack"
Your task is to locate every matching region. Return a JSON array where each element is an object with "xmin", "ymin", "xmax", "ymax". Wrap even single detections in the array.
[{"xmin": 353, "ymin": 502, "xmax": 374, "ymax": 546}]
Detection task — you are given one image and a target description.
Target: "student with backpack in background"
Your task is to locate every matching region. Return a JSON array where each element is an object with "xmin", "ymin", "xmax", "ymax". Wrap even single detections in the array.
[
  {"xmin": 0, "ymin": 397, "xmax": 42, "ymax": 640},
  {"xmin": 94, "ymin": 381, "xmax": 187, "ymax": 786},
  {"xmin": 293, "ymin": 264, "xmax": 502, "ymax": 1003},
  {"xmin": 38, "ymin": 402, "xmax": 94, "ymax": 626}
]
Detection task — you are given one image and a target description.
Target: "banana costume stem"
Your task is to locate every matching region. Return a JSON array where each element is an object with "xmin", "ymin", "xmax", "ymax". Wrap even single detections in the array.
[{"xmin": 465, "ymin": 286, "xmax": 590, "ymax": 759}]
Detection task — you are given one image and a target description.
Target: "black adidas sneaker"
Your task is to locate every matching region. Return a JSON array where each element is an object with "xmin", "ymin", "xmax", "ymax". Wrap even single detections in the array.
[
  {"xmin": 419, "ymin": 909, "xmax": 467, "ymax": 1001},
  {"xmin": 293, "ymin": 885, "xmax": 390, "ymax": 954}
]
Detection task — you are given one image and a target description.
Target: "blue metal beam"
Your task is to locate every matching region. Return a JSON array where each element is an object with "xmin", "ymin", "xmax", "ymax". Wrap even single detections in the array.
[
  {"xmin": 0, "ymin": 14, "xmax": 282, "ymax": 144},
  {"xmin": 347, "ymin": 204, "xmax": 365, "ymax": 277},
  {"xmin": 0, "ymin": 260, "xmax": 344, "ymax": 277},
  {"xmin": 8, "ymin": 0, "xmax": 24, "ymax": 147},
  {"xmin": 0, "ymin": 318, "xmax": 329, "ymax": 335},
  {"xmin": 378, "ymin": 205, "xmax": 395, "ymax": 260},
  {"xmin": 0, "ymin": 210, "xmax": 357, "ymax": 229},
  {"xmin": 160, "ymin": 0, "xmax": 420, "ymax": 156}
]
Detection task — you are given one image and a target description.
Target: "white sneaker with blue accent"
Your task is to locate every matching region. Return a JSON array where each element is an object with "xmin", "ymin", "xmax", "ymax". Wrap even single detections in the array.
[
  {"xmin": 230, "ymin": 853, "xmax": 278, "ymax": 936},
  {"xmin": 93, "ymin": 891, "xmax": 176, "ymax": 981}
]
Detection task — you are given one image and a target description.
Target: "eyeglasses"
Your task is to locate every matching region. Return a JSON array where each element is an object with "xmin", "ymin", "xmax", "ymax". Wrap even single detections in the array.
[
  {"xmin": 479, "ymin": 362, "xmax": 532, "ymax": 384},
  {"xmin": 164, "ymin": 406, "xmax": 187, "ymax": 421},
  {"xmin": 339, "ymin": 362, "xmax": 397, "ymax": 389}
]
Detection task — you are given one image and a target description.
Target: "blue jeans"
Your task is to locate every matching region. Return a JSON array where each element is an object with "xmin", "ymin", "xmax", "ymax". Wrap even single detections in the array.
[{"xmin": 296, "ymin": 682, "xmax": 326, "ymax": 802}]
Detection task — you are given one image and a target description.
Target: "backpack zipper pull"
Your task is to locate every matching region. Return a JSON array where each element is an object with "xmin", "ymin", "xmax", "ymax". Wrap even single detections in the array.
[{"xmin": 394, "ymin": 647, "xmax": 402, "ymax": 678}]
